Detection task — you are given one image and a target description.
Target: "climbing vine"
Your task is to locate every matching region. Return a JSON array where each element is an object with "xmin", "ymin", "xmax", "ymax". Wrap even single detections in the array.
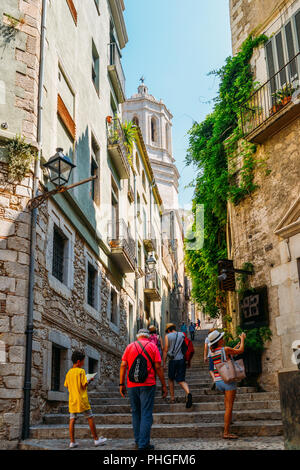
[{"xmin": 185, "ymin": 34, "xmax": 268, "ymax": 318}]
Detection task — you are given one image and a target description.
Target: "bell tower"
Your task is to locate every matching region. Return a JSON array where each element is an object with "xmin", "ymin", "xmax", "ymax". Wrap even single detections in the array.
[{"xmin": 122, "ymin": 80, "xmax": 179, "ymax": 210}]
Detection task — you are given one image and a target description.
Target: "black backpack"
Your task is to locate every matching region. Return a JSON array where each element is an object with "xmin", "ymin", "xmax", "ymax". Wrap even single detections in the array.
[{"xmin": 128, "ymin": 341, "xmax": 155, "ymax": 383}]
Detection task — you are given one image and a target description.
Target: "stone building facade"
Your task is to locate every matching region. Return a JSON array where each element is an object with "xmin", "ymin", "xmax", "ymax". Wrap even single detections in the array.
[
  {"xmin": 122, "ymin": 82, "xmax": 190, "ymax": 330},
  {"xmin": 228, "ymin": 0, "xmax": 300, "ymax": 390},
  {"xmin": 0, "ymin": 0, "xmax": 174, "ymax": 449}
]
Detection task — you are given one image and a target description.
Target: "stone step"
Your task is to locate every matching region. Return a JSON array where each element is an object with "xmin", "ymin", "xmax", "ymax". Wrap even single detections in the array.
[
  {"xmin": 59, "ymin": 400, "xmax": 280, "ymax": 415},
  {"xmin": 19, "ymin": 435, "xmax": 285, "ymax": 451},
  {"xmin": 44, "ymin": 409, "xmax": 282, "ymax": 425},
  {"xmin": 30, "ymin": 420, "xmax": 283, "ymax": 440},
  {"xmin": 91, "ymin": 384, "xmax": 214, "ymax": 397},
  {"xmin": 87, "ymin": 390, "xmax": 279, "ymax": 406}
]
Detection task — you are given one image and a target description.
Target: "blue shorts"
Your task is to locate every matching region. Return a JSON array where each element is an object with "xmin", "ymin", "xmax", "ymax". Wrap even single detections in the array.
[
  {"xmin": 215, "ymin": 380, "xmax": 237, "ymax": 392},
  {"xmin": 209, "ymin": 357, "xmax": 214, "ymax": 372},
  {"xmin": 168, "ymin": 359, "xmax": 186, "ymax": 383}
]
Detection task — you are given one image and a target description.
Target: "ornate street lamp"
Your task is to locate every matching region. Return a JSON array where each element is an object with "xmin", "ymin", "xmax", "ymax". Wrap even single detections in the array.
[
  {"xmin": 43, "ymin": 148, "xmax": 75, "ymax": 186},
  {"xmin": 146, "ymin": 254, "xmax": 156, "ymax": 273},
  {"xmin": 28, "ymin": 148, "xmax": 97, "ymax": 210}
]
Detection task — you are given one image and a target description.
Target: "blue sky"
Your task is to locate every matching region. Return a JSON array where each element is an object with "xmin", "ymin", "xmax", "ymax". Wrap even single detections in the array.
[{"xmin": 122, "ymin": 0, "xmax": 232, "ymax": 209}]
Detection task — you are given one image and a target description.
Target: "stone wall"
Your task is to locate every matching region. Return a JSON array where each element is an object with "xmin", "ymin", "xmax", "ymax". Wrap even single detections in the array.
[
  {"xmin": 229, "ymin": 0, "xmax": 294, "ymax": 54},
  {"xmin": 0, "ymin": 160, "xmax": 33, "ymax": 447},
  {"xmin": 227, "ymin": 117, "xmax": 300, "ymax": 390}
]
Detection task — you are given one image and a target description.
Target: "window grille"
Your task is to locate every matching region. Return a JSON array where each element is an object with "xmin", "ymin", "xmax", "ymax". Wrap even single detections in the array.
[
  {"xmin": 87, "ymin": 263, "xmax": 96, "ymax": 307},
  {"xmin": 52, "ymin": 226, "xmax": 65, "ymax": 282}
]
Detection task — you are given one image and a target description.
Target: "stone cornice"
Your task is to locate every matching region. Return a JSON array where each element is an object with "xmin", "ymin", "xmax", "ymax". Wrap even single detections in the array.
[
  {"xmin": 42, "ymin": 311, "xmax": 123, "ymax": 358},
  {"xmin": 274, "ymin": 195, "xmax": 300, "ymax": 238}
]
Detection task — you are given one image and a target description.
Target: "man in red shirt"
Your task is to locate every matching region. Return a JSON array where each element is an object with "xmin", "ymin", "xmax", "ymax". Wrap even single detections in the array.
[{"xmin": 120, "ymin": 329, "xmax": 167, "ymax": 450}]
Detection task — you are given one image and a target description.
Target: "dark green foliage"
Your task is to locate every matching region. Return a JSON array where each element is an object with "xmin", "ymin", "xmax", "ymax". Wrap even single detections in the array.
[{"xmin": 185, "ymin": 35, "xmax": 268, "ymax": 318}]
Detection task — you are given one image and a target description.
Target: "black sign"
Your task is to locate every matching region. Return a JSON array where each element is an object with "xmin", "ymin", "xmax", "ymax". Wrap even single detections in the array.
[{"xmin": 240, "ymin": 286, "xmax": 269, "ymax": 329}]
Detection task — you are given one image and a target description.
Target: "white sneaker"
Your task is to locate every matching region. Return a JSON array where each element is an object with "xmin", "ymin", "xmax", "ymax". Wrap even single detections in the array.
[
  {"xmin": 94, "ymin": 437, "xmax": 107, "ymax": 447},
  {"xmin": 69, "ymin": 442, "xmax": 79, "ymax": 448}
]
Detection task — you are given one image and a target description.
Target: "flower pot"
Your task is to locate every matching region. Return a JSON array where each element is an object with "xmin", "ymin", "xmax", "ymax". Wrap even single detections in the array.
[
  {"xmin": 270, "ymin": 103, "xmax": 283, "ymax": 115},
  {"xmin": 106, "ymin": 116, "xmax": 112, "ymax": 123},
  {"xmin": 282, "ymin": 96, "xmax": 292, "ymax": 106}
]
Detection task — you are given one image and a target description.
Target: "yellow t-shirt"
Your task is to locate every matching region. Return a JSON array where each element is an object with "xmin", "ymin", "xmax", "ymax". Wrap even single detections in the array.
[{"xmin": 64, "ymin": 367, "xmax": 91, "ymax": 413}]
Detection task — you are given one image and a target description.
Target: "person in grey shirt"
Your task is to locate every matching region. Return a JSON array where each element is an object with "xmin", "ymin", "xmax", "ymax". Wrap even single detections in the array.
[{"xmin": 163, "ymin": 323, "xmax": 192, "ymax": 407}]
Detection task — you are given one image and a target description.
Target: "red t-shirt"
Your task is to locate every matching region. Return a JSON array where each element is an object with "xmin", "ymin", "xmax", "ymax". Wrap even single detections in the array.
[{"xmin": 122, "ymin": 339, "xmax": 161, "ymax": 388}]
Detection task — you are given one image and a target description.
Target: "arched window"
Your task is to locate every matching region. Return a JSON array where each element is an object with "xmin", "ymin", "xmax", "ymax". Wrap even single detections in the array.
[
  {"xmin": 133, "ymin": 116, "xmax": 139, "ymax": 126},
  {"xmin": 151, "ymin": 117, "xmax": 157, "ymax": 143}
]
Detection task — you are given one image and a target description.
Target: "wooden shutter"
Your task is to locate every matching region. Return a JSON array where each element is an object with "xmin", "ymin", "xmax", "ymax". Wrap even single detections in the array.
[
  {"xmin": 285, "ymin": 21, "xmax": 297, "ymax": 79},
  {"xmin": 295, "ymin": 11, "xmax": 300, "ymax": 52},
  {"xmin": 275, "ymin": 32, "xmax": 287, "ymax": 86}
]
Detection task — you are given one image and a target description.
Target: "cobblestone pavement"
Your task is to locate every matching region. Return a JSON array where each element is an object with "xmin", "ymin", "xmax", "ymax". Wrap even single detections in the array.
[{"xmin": 21, "ymin": 436, "xmax": 285, "ymax": 450}]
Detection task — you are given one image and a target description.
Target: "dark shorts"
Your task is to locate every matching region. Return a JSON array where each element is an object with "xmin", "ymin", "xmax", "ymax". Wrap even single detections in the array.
[
  {"xmin": 168, "ymin": 359, "xmax": 186, "ymax": 383},
  {"xmin": 209, "ymin": 357, "xmax": 214, "ymax": 372}
]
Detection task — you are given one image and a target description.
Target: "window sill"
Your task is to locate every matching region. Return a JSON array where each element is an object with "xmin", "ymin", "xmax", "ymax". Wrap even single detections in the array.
[
  {"xmin": 84, "ymin": 303, "xmax": 100, "ymax": 320},
  {"xmin": 47, "ymin": 391, "xmax": 68, "ymax": 402},
  {"xmin": 48, "ymin": 274, "xmax": 72, "ymax": 300},
  {"xmin": 109, "ymin": 321, "xmax": 119, "ymax": 334}
]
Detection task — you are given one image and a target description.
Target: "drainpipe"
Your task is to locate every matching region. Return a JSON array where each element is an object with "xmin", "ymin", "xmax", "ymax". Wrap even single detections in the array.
[
  {"xmin": 22, "ymin": 0, "xmax": 47, "ymax": 440},
  {"xmin": 133, "ymin": 173, "xmax": 139, "ymax": 333}
]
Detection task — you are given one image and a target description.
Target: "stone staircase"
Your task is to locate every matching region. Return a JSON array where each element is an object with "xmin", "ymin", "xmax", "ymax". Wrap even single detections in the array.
[{"xmin": 19, "ymin": 329, "xmax": 283, "ymax": 450}]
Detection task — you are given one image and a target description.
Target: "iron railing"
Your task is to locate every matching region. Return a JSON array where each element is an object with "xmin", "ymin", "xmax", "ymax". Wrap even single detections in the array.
[
  {"xmin": 106, "ymin": 116, "xmax": 125, "ymax": 147},
  {"xmin": 144, "ymin": 221, "xmax": 157, "ymax": 253},
  {"xmin": 108, "ymin": 42, "xmax": 126, "ymax": 96},
  {"xmin": 108, "ymin": 218, "xmax": 135, "ymax": 267},
  {"xmin": 241, "ymin": 53, "xmax": 300, "ymax": 136}
]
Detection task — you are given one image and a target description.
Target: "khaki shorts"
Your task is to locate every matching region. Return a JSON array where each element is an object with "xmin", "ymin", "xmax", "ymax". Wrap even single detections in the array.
[{"xmin": 70, "ymin": 408, "xmax": 93, "ymax": 420}]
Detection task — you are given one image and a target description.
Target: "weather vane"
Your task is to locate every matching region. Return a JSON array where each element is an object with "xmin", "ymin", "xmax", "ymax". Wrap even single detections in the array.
[{"xmin": 140, "ymin": 75, "xmax": 145, "ymax": 84}]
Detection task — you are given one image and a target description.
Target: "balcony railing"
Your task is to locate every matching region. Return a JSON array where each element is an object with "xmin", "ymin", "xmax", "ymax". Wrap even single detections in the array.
[
  {"xmin": 108, "ymin": 218, "xmax": 135, "ymax": 272},
  {"xmin": 108, "ymin": 42, "xmax": 126, "ymax": 103},
  {"xmin": 106, "ymin": 117, "xmax": 130, "ymax": 179},
  {"xmin": 144, "ymin": 269, "xmax": 161, "ymax": 302},
  {"xmin": 241, "ymin": 53, "xmax": 300, "ymax": 142}
]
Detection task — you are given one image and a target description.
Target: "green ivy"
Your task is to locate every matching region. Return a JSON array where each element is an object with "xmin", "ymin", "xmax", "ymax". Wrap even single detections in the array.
[
  {"xmin": 185, "ymin": 34, "xmax": 268, "ymax": 318},
  {"xmin": 227, "ymin": 326, "xmax": 273, "ymax": 352},
  {"xmin": 6, "ymin": 135, "xmax": 36, "ymax": 182}
]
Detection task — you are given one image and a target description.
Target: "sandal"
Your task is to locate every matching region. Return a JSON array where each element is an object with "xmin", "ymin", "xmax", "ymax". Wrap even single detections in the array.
[{"xmin": 223, "ymin": 434, "xmax": 238, "ymax": 440}]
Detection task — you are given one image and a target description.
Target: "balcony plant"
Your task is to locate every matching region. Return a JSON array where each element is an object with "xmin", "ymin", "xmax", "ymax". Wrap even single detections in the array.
[
  {"xmin": 6, "ymin": 134, "xmax": 36, "ymax": 182},
  {"xmin": 121, "ymin": 120, "xmax": 137, "ymax": 165},
  {"xmin": 271, "ymin": 83, "xmax": 295, "ymax": 110}
]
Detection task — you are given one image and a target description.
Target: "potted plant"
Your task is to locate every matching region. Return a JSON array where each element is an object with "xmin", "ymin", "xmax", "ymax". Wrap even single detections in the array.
[
  {"xmin": 106, "ymin": 116, "xmax": 113, "ymax": 124},
  {"xmin": 227, "ymin": 326, "xmax": 272, "ymax": 390},
  {"xmin": 271, "ymin": 83, "xmax": 295, "ymax": 111}
]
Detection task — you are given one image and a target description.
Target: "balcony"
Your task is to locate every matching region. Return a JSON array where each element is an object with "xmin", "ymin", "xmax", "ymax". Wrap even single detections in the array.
[
  {"xmin": 108, "ymin": 42, "xmax": 126, "ymax": 103},
  {"xmin": 108, "ymin": 219, "xmax": 135, "ymax": 273},
  {"xmin": 241, "ymin": 53, "xmax": 300, "ymax": 143},
  {"xmin": 144, "ymin": 270, "xmax": 161, "ymax": 302},
  {"xmin": 107, "ymin": 117, "xmax": 130, "ymax": 179},
  {"xmin": 143, "ymin": 222, "xmax": 157, "ymax": 253}
]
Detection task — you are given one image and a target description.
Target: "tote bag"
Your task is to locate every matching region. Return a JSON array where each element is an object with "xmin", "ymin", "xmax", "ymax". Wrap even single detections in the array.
[{"xmin": 215, "ymin": 348, "xmax": 246, "ymax": 384}]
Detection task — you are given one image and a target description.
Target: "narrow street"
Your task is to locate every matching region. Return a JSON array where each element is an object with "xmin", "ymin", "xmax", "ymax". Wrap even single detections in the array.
[{"xmin": 19, "ymin": 330, "xmax": 284, "ymax": 450}]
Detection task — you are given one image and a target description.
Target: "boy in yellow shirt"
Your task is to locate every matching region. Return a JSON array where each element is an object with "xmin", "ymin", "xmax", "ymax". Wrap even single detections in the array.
[{"xmin": 64, "ymin": 350, "xmax": 107, "ymax": 448}]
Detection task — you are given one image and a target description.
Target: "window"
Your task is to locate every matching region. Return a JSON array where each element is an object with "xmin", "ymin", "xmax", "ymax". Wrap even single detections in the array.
[
  {"xmin": 92, "ymin": 40, "xmax": 99, "ymax": 93},
  {"xmin": 94, "ymin": 0, "xmax": 100, "ymax": 14},
  {"xmin": 52, "ymin": 225, "xmax": 66, "ymax": 283},
  {"xmin": 137, "ymin": 192, "xmax": 141, "ymax": 218},
  {"xmin": 91, "ymin": 135, "xmax": 99, "ymax": 203},
  {"xmin": 297, "ymin": 258, "xmax": 300, "ymax": 287},
  {"xmin": 51, "ymin": 345, "xmax": 61, "ymax": 391},
  {"xmin": 87, "ymin": 263, "xmax": 97, "ymax": 307},
  {"xmin": 135, "ymin": 152, "xmax": 140, "ymax": 174},
  {"xmin": 151, "ymin": 117, "xmax": 157, "ymax": 142},
  {"xmin": 110, "ymin": 288, "xmax": 118, "ymax": 325},
  {"xmin": 165, "ymin": 123, "xmax": 169, "ymax": 151},
  {"xmin": 142, "ymin": 170, "xmax": 146, "ymax": 190},
  {"xmin": 265, "ymin": 10, "xmax": 300, "ymax": 91},
  {"xmin": 88, "ymin": 357, "xmax": 98, "ymax": 374},
  {"xmin": 66, "ymin": 0, "xmax": 77, "ymax": 25}
]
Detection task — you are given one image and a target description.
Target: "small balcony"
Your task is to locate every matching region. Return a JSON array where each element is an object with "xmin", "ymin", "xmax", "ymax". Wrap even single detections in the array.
[
  {"xmin": 144, "ymin": 269, "xmax": 161, "ymax": 302},
  {"xmin": 108, "ymin": 43, "xmax": 126, "ymax": 103},
  {"xmin": 241, "ymin": 53, "xmax": 300, "ymax": 143},
  {"xmin": 108, "ymin": 219, "xmax": 135, "ymax": 273},
  {"xmin": 107, "ymin": 117, "xmax": 130, "ymax": 179},
  {"xmin": 143, "ymin": 222, "xmax": 157, "ymax": 253}
]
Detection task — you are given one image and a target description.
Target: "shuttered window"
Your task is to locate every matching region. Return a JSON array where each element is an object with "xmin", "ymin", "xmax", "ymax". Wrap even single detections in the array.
[
  {"xmin": 52, "ymin": 226, "xmax": 66, "ymax": 283},
  {"xmin": 265, "ymin": 9, "xmax": 300, "ymax": 86}
]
